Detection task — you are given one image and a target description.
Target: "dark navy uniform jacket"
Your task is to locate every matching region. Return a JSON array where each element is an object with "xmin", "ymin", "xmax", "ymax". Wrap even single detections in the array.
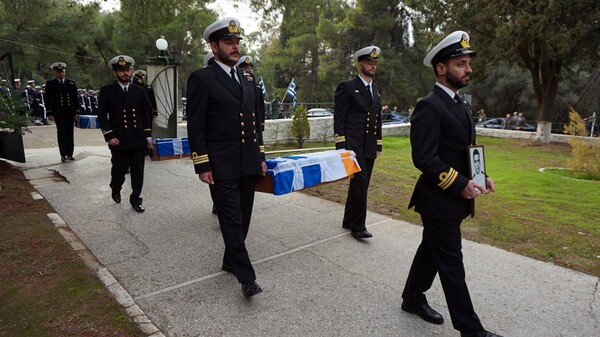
[
  {"xmin": 44, "ymin": 78, "xmax": 78, "ymax": 118},
  {"xmin": 408, "ymin": 85, "xmax": 476, "ymax": 220},
  {"xmin": 334, "ymin": 76, "xmax": 382, "ymax": 159},
  {"xmin": 97, "ymin": 82, "xmax": 152, "ymax": 150},
  {"xmin": 186, "ymin": 62, "xmax": 265, "ymax": 180}
]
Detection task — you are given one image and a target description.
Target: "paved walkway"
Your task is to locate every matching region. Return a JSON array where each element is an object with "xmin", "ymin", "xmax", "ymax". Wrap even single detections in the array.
[{"xmin": 8, "ymin": 125, "xmax": 600, "ymax": 336}]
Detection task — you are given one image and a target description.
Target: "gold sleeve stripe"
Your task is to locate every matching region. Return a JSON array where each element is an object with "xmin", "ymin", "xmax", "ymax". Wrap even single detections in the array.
[
  {"xmin": 102, "ymin": 130, "xmax": 113, "ymax": 135},
  {"xmin": 144, "ymin": 128, "xmax": 151, "ymax": 132},
  {"xmin": 259, "ymin": 145, "xmax": 265, "ymax": 152},
  {"xmin": 377, "ymin": 140, "xmax": 383, "ymax": 145},
  {"xmin": 191, "ymin": 152, "xmax": 209, "ymax": 165},
  {"xmin": 334, "ymin": 134, "xmax": 346, "ymax": 143},
  {"xmin": 438, "ymin": 168, "xmax": 458, "ymax": 190}
]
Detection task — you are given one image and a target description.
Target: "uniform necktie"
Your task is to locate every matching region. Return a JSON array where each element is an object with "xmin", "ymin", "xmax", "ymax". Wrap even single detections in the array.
[
  {"xmin": 123, "ymin": 86, "xmax": 127, "ymax": 93},
  {"xmin": 230, "ymin": 68, "xmax": 238, "ymax": 83},
  {"xmin": 366, "ymin": 84, "xmax": 373, "ymax": 103}
]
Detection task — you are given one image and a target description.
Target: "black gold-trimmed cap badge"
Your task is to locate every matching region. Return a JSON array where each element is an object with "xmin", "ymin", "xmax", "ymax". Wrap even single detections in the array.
[
  {"xmin": 228, "ymin": 20, "xmax": 239, "ymax": 34},
  {"xmin": 460, "ymin": 34, "xmax": 470, "ymax": 49}
]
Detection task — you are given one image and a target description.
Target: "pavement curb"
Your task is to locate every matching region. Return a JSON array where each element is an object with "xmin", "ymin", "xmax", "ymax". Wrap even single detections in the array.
[{"xmin": 46, "ymin": 211, "xmax": 165, "ymax": 337}]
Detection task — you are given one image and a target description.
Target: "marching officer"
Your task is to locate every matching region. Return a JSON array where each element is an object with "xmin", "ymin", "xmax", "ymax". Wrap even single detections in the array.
[
  {"xmin": 400, "ymin": 31, "xmax": 500, "ymax": 337},
  {"xmin": 236, "ymin": 55, "xmax": 265, "ymax": 131},
  {"xmin": 333, "ymin": 46, "xmax": 383, "ymax": 239},
  {"xmin": 186, "ymin": 17, "xmax": 266, "ymax": 297},
  {"xmin": 98, "ymin": 55, "xmax": 153, "ymax": 213},
  {"xmin": 45, "ymin": 62, "xmax": 79, "ymax": 162}
]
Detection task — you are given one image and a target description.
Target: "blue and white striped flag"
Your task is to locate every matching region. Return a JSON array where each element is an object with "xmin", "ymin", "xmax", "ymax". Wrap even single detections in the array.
[
  {"xmin": 259, "ymin": 77, "xmax": 267, "ymax": 98},
  {"xmin": 286, "ymin": 78, "xmax": 297, "ymax": 108}
]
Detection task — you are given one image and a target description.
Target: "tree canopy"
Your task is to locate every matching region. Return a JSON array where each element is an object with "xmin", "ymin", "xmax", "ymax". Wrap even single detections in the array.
[{"xmin": 2, "ymin": 0, "xmax": 599, "ymax": 137}]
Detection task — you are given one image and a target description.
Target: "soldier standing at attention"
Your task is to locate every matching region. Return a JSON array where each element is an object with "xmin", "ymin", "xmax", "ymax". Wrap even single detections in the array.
[
  {"xmin": 334, "ymin": 46, "xmax": 383, "ymax": 239},
  {"xmin": 400, "ymin": 31, "xmax": 500, "ymax": 337},
  {"xmin": 45, "ymin": 62, "xmax": 79, "ymax": 162},
  {"xmin": 186, "ymin": 17, "xmax": 266, "ymax": 297},
  {"xmin": 98, "ymin": 55, "xmax": 153, "ymax": 213}
]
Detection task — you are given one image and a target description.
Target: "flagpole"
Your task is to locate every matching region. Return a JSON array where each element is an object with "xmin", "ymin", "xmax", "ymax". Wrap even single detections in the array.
[{"xmin": 279, "ymin": 78, "xmax": 293, "ymax": 115}]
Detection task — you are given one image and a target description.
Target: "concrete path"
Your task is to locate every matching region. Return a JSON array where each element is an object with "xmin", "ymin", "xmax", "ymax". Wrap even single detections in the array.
[{"xmin": 8, "ymin": 125, "xmax": 599, "ymax": 337}]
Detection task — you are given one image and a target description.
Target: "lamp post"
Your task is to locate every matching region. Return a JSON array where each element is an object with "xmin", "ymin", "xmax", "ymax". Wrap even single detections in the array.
[
  {"xmin": 146, "ymin": 37, "xmax": 179, "ymax": 138},
  {"xmin": 156, "ymin": 37, "xmax": 168, "ymax": 56}
]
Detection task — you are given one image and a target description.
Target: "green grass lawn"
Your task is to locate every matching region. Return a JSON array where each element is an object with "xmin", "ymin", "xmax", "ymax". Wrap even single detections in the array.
[{"xmin": 298, "ymin": 136, "xmax": 600, "ymax": 276}]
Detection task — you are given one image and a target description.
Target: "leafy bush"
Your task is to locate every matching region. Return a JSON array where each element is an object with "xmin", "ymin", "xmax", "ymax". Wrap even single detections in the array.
[
  {"xmin": 0, "ymin": 89, "xmax": 29, "ymax": 132},
  {"xmin": 290, "ymin": 105, "xmax": 310, "ymax": 148},
  {"xmin": 563, "ymin": 108, "xmax": 600, "ymax": 180}
]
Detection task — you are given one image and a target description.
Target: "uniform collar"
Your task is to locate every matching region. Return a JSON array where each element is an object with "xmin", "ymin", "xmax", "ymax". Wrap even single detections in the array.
[{"xmin": 435, "ymin": 82, "xmax": 458, "ymax": 100}]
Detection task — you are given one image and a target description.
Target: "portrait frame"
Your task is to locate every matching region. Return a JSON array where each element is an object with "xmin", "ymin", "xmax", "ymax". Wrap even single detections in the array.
[{"xmin": 468, "ymin": 145, "xmax": 486, "ymax": 189}]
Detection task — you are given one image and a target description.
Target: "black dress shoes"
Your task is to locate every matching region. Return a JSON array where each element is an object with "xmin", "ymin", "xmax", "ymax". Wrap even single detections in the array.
[
  {"xmin": 111, "ymin": 191, "xmax": 121, "ymax": 204},
  {"xmin": 241, "ymin": 280, "xmax": 262, "ymax": 297},
  {"xmin": 66, "ymin": 156, "xmax": 75, "ymax": 161},
  {"xmin": 461, "ymin": 330, "xmax": 503, "ymax": 337},
  {"xmin": 401, "ymin": 301, "xmax": 444, "ymax": 324},
  {"xmin": 61, "ymin": 156, "xmax": 67, "ymax": 162},
  {"xmin": 131, "ymin": 198, "xmax": 145, "ymax": 213},
  {"xmin": 351, "ymin": 230, "xmax": 373, "ymax": 239}
]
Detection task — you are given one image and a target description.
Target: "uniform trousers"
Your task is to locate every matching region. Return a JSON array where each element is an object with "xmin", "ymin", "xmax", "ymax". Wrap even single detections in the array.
[
  {"xmin": 54, "ymin": 115, "xmax": 75, "ymax": 157},
  {"xmin": 109, "ymin": 148, "xmax": 146, "ymax": 204},
  {"xmin": 342, "ymin": 156, "xmax": 375, "ymax": 231},
  {"xmin": 210, "ymin": 175, "xmax": 258, "ymax": 283},
  {"xmin": 402, "ymin": 214, "xmax": 484, "ymax": 333}
]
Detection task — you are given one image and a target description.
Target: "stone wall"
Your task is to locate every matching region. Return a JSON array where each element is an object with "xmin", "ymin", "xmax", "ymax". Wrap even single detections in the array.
[{"xmin": 177, "ymin": 117, "xmax": 570, "ymax": 145}]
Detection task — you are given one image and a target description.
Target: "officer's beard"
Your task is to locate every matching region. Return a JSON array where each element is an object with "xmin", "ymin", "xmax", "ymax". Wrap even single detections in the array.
[
  {"xmin": 216, "ymin": 48, "xmax": 239, "ymax": 67},
  {"xmin": 445, "ymin": 70, "xmax": 469, "ymax": 90}
]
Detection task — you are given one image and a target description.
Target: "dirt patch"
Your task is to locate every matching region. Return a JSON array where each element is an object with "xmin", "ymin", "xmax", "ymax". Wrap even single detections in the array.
[{"xmin": 0, "ymin": 160, "xmax": 143, "ymax": 337}]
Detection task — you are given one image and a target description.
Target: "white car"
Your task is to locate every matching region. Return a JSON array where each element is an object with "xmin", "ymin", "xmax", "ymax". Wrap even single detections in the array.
[{"xmin": 306, "ymin": 108, "xmax": 334, "ymax": 118}]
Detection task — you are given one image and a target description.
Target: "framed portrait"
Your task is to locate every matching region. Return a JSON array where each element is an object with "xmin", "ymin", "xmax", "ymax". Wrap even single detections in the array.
[{"xmin": 468, "ymin": 145, "xmax": 486, "ymax": 189}]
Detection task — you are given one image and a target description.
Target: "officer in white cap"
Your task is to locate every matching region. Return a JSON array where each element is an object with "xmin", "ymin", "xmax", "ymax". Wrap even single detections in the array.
[
  {"xmin": 45, "ymin": 61, "xmax": 79, "ymax": 161},
  {"xmin": 203, "ymin": 51, "xmax": 215, "ymax": 67},
  {"xmin": 401, "ymin": 31, "xmax": 500, "ymax": 337},
  {"xmin": 98, "ymin": 55, "xmax": 153, "ymax": 213},
  {"xmin": 235, "ymin": 55, "xmax": 266, "ymax": 130},
  {"xmin": 187, "ymin": 17, "xmax": 265, "ymax": 297},
  {"xmin": 333, "ymin": 45, "xmax": 382, "ymax": 240},
  {"xmin": 235, "ymin": 55, "xmax": 253, "ymax": 72}
]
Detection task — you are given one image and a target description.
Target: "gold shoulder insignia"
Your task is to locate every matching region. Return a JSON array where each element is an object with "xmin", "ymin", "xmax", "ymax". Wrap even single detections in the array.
[{"xmin": 334, "ymin": 134, "xmax": 346, "ymax": 143}]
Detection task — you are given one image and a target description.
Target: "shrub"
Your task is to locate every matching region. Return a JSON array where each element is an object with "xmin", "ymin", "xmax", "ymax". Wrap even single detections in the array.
[
  {"xmin": 563, "ymin": 108, "xmax": 600, "ymax": 180},
  {"xmin": 0, "ymin": 88, "xmax": 30, "ymax": 132},
  {"xmin": 290, "ymin": 105, "xmax": 310, "ymax": 148}
]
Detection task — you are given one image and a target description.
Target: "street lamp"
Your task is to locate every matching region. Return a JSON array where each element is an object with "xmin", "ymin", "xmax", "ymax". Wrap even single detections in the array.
[{"xmin": 156, "ymin": 37, "xmax": 168, "ymax": 56}]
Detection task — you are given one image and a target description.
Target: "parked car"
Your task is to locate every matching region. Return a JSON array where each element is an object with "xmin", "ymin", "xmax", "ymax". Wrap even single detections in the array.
[
  {"xmin": 476, "ymin": 118, "xmax": 536, "ymax": 131},
  {"xmin": 306, "ymin": 108, "xmax": 334, "ymax": 118},
  {"xmin": 382, "ymin": 111, "xmax": 409, "ymax": 124}
]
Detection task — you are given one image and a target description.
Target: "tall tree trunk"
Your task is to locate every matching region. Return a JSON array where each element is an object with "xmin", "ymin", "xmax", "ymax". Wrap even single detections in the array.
[{"xmin": 523, "ymin": 46, "xmax": 561, "ymax": 143}]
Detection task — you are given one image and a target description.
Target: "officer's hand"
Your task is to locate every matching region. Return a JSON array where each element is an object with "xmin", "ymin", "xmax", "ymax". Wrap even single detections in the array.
[
  {"xmin": 484, "ymin": 177, "xmax": 496, "ymax": 193},
  {"xmin": 460, "ymin": 180, "xmax": 486, "ymax": 199},
  {"xmin": 107, "ymin": 138, "xmax": 119, "ymax": 146},
  {"xmin": 146, "ymin": 138, "xmax": 153, "ymax": 149},
  {"xmin": 261, "ymin": 161, "xmax": 267, "ymax": 175},
  {"xmin": 376, "ymin": 151, "xmax": 381, "ymax": 159},
  {"xmin": 48, "ymin": 116, "xmax": 54, "ymax": 122},
  {"xmin": 199, "ymin": 171, "xmax": 214, "ymax": 185}
]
